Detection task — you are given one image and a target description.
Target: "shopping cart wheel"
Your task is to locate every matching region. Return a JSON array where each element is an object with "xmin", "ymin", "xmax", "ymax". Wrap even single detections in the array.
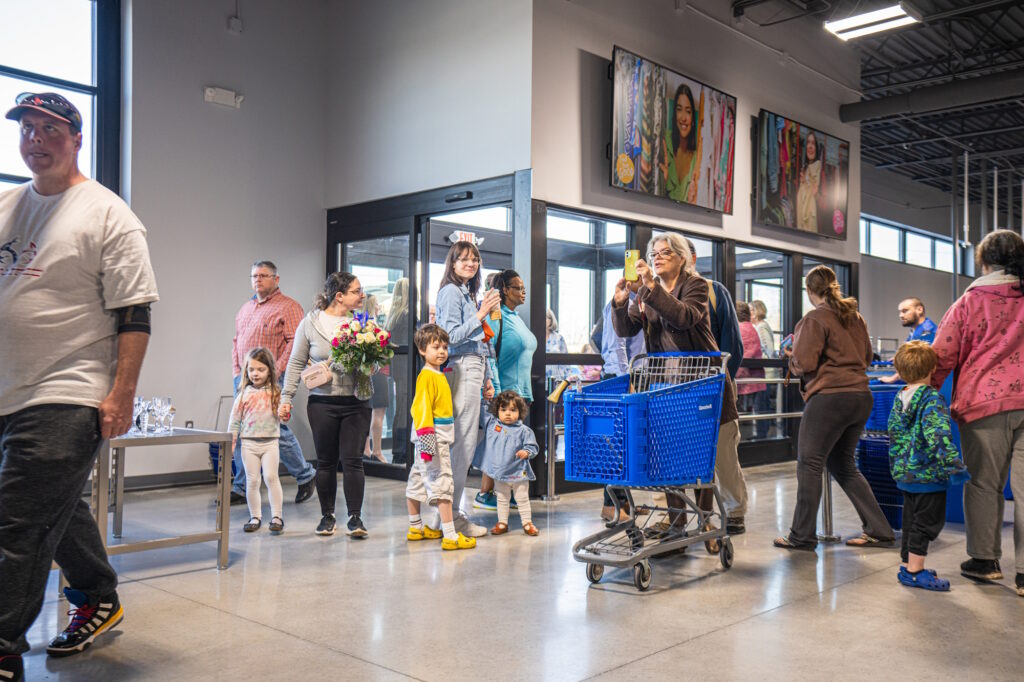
[
  {"xmin": 633, "ymin": 560, "xmax": 652, "ymax": 591},
  {"xmin": 586, "ymin": 563, "xmax": 604, "ymax": 584},
  {"xmin": 720, "ymin": 538, "xmax": 734, "ymax": 570}
]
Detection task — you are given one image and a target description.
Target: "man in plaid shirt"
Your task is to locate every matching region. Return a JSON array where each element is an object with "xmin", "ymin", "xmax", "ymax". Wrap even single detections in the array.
[{"xmin": 230, "ymin": 260, "xmax": 316, "ymax": 504}]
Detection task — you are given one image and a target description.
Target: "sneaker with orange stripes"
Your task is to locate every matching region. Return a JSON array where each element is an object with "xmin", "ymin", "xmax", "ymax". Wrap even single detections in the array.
[{"xmin": 46, "ymin": 588, "xmax": 124, "ymax": 657}]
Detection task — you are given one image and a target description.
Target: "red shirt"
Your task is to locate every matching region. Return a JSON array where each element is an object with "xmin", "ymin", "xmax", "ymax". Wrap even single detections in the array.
[{"xmin": 232, "ymin": 289, "xmax": 305, "ymax": 376}]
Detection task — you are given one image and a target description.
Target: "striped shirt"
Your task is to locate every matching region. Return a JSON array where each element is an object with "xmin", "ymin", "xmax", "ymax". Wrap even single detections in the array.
[{"xmin": 232, "ymin": 288, "xmax": 305, "ymax": 376}]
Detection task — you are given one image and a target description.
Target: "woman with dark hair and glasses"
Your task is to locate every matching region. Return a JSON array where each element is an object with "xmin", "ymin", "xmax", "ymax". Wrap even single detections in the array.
[
  {"xmin": 433, "ymin": 241, "xmax": 500, "ymax": 537},
  {"xmin": 280, "ymin": 272, "xmax": 372, "ymax": 538},
  {"xmin": 473, "ymin": 269, "xmax": 537, "ymax": 510},
  {"xmin": 931, "ymin": 230, "xmax": 1024, "ymax": 591},
  {"xmin": 660, "ymin": 83, "xmax": 702, "ymax": 204}
]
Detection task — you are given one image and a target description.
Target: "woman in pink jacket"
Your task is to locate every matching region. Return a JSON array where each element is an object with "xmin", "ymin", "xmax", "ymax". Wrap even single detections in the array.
[
  {"xmin": 736, "ymin": 301, "xmax": 768, "ymax": 438},
  {"xmin": 932, "ymin": 230, "xmax": 1024, "ymax": 595}
]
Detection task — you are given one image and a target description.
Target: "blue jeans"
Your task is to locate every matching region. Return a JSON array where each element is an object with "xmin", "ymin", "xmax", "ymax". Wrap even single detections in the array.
[{"xmin": 232, "ymin": 375, "xmax": 315, "ymax": 495}]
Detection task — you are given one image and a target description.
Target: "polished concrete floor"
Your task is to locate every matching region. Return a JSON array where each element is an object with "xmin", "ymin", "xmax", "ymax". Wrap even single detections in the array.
[{"xmin": 24, "ymin": 463, "xmax": 1023, "ymax": 681}]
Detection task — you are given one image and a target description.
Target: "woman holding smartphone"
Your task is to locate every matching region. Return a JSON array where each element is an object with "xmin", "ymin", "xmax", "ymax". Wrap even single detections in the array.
[{"xmin": 435, "ymin": 241, "xmax": 499, "ymax": 537}]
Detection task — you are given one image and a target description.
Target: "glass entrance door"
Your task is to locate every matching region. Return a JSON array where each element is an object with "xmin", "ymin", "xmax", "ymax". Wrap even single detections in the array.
[
  {"xmin": 340, "ymin": 231, "xmax": 413, "ymax": 471},
  {"xmin": 328, "ymin": 201, "xmax": 517, "ymax": 480}
]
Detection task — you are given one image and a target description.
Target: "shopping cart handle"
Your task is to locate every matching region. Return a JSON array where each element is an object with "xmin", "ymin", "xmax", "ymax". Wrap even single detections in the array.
[
  {"xmin": 548, "ymin": 379, "xmax": 570, "ymax": 404},
  {"xmin": 642, "ymin": 351, "xmax": 727, "ymax": 359}
]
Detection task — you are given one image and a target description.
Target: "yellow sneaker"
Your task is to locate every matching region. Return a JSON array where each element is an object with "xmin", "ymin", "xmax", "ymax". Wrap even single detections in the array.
[{"xmin": 441, "ymin": 532, "xmax": 477, "ymax": 550}]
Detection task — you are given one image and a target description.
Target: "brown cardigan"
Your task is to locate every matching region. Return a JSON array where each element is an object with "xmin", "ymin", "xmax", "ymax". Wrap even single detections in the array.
[
  {"xmin": 611, "ymin": 274, "xmax": 739, "ymax": 424},
  {"xmin": 788, "ymin": 306, "xmax": 873, "ymax": 400}
]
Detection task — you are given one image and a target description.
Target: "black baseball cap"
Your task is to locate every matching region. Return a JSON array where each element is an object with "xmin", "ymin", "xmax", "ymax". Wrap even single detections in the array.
[{"xmin": 5, "ymin": 92, "xmax": 83, "ymax": 132}]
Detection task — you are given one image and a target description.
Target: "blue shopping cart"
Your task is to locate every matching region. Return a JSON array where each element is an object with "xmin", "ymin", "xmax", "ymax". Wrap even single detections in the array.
[{"xmin": 566, "ymin": 352, "xmax": 732, "ymax": 591}]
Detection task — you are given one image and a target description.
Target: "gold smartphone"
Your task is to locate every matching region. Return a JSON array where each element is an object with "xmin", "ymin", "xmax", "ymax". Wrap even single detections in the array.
[{"xmin": 624, "ymin": 249, "xmax": 640, "ymax": 281}]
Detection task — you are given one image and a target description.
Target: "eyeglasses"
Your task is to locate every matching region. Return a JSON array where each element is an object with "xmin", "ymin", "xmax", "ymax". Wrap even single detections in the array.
[
  {"xmin": 506, "ymin": 285, "xmax": 526, "ymax": 292},
  {"xmin": 457, "ymin": 257, "xmax": 481, "ymax": 265},
  {"xmin": 251, "ymin": 273, "xmax": 276, "ymax": 280},
  {"xmin": 347, "ymin": 288, "xmax": 364, "ymax": 296},
  {"xmin": 649, "ymin": 249, "xmax": 676, "ymax": 260}
]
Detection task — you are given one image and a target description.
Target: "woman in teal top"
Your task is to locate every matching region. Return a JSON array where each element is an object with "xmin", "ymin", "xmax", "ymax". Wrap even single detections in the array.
[
  {"xmin": 488, "ymin": 269, "xmax": 537, "ymax": 402},
  {"xmin": 474, "ymin": 269, "xmax": 538, "ymax": 510}
]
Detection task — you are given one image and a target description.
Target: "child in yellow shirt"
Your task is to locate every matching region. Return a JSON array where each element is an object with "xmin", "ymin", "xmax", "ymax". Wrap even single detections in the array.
[{"xmin": 406, "ymin": 324, "xmax": 476, "ymax": 550}]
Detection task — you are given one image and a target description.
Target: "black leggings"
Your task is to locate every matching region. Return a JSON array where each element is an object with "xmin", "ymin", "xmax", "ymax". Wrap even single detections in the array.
[
  {"xmin": 307, "ymin": 397, "xmax": 372, "ymax": 518},
  {"xmin": 789, "ymin": 391, "xmax": 894, "ymax": 545},
  {"xmin": 901, "ymin": 490, "xmax": 947, "ymax": 561}
]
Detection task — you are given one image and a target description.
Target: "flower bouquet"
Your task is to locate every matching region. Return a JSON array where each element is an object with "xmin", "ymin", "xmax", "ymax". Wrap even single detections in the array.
[{"xmin": 330, "ymin": 311, "xmax": 395, "ymax": 400}]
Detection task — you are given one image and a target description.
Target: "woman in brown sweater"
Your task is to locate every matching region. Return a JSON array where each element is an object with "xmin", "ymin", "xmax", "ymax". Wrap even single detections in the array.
[
  {"xmin": 773, "ymin": 266, "xmax": 894, "ymax": 550},
  {"xmin": 611, "ymin": 232, "xmax": 741, "ymax": 544}
]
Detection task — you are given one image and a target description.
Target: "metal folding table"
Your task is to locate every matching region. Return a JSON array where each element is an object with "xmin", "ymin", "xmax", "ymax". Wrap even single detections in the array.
[{"xmin": 94, "ymin": 428, "xmax": 232, "ymax": 569}]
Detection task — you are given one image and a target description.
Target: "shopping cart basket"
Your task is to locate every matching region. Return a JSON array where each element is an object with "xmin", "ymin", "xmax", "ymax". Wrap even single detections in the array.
[{"xmin": 566, "ymin": 352, "xmax": 732, "ymax": 591}]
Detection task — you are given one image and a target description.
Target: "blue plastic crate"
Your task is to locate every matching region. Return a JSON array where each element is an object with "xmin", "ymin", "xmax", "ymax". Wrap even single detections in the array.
[
  {"xmin": 872, "ymin": 490, "xmax": 903, "ymax": 507},
  {"xmin": 865, "ymin": 384, "xmax": 900, "ymax": 431},
  {"xmin": 564, "ymin": 359, "xmax": 725, "ymax": 487},
  {"xmin": 880, "ymin": 503, "xmax": 903, "ymax": 531}
]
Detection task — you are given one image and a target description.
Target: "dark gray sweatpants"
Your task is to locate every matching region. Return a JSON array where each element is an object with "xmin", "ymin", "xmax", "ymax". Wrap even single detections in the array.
[
  {"xmin": 0, "ymin": 405, "xmax": 118, "ymax": 655},
  {"xmin": 788, "ymin": 391, "xmax": 895, "ymax": 545}
]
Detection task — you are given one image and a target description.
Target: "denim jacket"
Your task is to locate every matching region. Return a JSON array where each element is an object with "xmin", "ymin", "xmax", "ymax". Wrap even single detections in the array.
[{"xmin": 436, "ymin": 282, "xmax": 492, "ymax": 369}]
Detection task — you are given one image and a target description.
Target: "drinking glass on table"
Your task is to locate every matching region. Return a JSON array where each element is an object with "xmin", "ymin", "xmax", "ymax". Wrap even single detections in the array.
[{"xmin": 150, "ymin": 397, "xmax": 167, "ymax": 433}]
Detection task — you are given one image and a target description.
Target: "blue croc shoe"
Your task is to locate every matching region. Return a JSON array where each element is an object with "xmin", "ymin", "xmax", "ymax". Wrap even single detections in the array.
[{"xmin": 898, "ymin": 566, "xmax": 950, "ymax": 592}]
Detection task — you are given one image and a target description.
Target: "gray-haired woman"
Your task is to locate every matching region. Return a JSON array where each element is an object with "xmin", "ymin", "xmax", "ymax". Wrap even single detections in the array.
[{"xmin": 610, "ymin": 232, "xmax": 744, "ymax": 540}]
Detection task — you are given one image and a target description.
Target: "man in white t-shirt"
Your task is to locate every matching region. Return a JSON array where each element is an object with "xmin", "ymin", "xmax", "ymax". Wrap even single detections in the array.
[{"xmin": 0, "ymin": 93, "xmax": 159, "ymax": 682}]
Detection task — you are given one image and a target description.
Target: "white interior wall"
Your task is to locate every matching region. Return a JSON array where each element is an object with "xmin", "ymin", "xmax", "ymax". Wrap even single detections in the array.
[
  {"xmin": 322, "ymin": 0, "xmax": 533, "ymax": 208},
  {"xmin": 859, "ymin": 165, "xmax": 979, "ymax": 342},
  {"xmin": 859, "ymin": 256, "xmax": 973, "ymax": 345},
  {"xmin": 862, "ymin": 165, "xmax": 982, "ymax": 242},
  {"xmin": 124, "ymin": 0, "xmax": 328, "ymax": 477},
  {"xmin": 530, "ymin": 0, "xmax": 863, "ymax": 263}
]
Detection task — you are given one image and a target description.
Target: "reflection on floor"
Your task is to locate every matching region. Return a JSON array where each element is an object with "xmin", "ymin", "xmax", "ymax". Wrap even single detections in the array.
[{"xmin": 26, "ymin": 463, "xmax": 1023, "ymax": 681}]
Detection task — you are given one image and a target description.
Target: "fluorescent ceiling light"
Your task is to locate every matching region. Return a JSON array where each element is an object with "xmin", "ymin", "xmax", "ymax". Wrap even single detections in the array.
[
  {"xmin": 742, "ymin": 258, "xmax": 774, "ymax": 268},
  {"xmin": 824, "ymin": 3, "xmax": 918, "ymax": 41}
]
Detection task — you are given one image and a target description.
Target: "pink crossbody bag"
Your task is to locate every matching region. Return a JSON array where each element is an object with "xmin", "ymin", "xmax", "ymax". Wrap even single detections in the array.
[{"xmin": 300, "ymin": 361, "xmax": 331, "ymax": 389}]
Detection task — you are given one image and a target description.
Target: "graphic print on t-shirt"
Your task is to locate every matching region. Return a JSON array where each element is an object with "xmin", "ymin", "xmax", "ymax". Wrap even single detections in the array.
[{"xmin": 0, "ymin": 236, "xmax": 41, "ymax": 277}]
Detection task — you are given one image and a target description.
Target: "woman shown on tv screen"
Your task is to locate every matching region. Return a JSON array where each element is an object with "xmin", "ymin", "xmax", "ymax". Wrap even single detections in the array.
[
  {"xmin": 797, "ymin": 130, "xmax": 822, "ymax": 232},
  {"xmin": 661, "ymin": 84, "xmax": 702, "ymax": 205}
]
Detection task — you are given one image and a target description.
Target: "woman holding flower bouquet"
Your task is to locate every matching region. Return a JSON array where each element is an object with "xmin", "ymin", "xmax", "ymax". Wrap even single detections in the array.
[
  {"xmin": 435, "ymin": 241, "xmax": 500, "ymax": 538},
  {"xmin": 282, "ymin": 272, "xmax": 385, "ymax": 538}
]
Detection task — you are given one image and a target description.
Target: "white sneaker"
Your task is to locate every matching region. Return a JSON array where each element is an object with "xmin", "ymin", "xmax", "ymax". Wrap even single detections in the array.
[{"xmin": 454, "ymin": 511, "xmax": 487, "ymax": 538}]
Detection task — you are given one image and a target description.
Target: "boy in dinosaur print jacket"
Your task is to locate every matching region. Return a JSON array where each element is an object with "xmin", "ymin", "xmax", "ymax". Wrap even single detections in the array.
[{"xmin": 888, "ymin": 341, "xmax": 969, "ymax": 592}]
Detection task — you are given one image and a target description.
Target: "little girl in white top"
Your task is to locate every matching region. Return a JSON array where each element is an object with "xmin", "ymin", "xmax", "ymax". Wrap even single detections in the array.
[{"xmin": 230, "ymin": 347, "xmax": 285, "ymax": 533}]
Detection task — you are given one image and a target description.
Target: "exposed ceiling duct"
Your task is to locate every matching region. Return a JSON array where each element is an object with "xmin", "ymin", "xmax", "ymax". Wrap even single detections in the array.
[{"xmin": 839, "ymin": 68, "xmax": 1024, "ymax": 122}]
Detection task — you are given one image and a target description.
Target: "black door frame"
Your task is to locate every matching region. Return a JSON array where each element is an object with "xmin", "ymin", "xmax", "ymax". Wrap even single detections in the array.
[{"xmin": 326, "ymin": 172, "xmax": 532, "ymax": 481}]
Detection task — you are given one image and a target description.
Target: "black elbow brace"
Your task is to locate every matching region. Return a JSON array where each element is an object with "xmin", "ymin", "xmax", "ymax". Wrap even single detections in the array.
[{"xmin": 115, "ymin": 303, "xmax": 152, "ymax": 334}]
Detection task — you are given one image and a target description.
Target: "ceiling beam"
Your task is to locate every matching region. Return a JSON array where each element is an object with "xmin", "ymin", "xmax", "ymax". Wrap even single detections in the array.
[
  {"xmin": 866, "ymin": 123, "xmax": 1024, "ymax": 150},
  {"xmin": 840, "ymin": 68, "xmax": 1024, "ymax": 122},
  {"xmin": 874, "ymin": 145, "xmax": 1024, "ymax": 171},
  {"xmin": 862, "ymin": 59, "xmax": 1024, "ymax": 96}
]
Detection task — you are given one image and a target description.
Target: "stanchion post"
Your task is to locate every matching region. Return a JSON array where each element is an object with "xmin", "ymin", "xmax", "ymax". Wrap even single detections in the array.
[
  {"xmin": 543, "ymin": 397, "xmax": 560, "ymax": 501},
  {"xmin": 817, "ymin": 470, "xmax": 841, "ymax": 543}
]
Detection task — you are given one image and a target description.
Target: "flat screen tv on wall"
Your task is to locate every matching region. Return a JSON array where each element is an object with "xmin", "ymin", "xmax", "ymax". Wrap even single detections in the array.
[
  {"xmin": 610, "ymin": 46, "xmax": 736, "ymax": 214},
  {"xmin": 755, "ymin": 109, "xmax": 849, "ymax": 240}
]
